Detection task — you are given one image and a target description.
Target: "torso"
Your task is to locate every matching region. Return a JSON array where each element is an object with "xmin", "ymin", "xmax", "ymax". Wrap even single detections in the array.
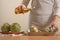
[{"xmin": 30, "ymin": 0, "xmax": 55, "ymax": 28}]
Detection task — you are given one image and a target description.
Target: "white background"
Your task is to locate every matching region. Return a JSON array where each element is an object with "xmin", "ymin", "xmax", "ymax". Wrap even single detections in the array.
[{"xmin": 0, "ymin": 0, "xmax": 31, "ymax": 32}]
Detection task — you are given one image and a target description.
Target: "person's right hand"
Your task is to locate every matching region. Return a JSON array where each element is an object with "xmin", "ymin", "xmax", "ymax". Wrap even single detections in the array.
[
  {"xmin": 15, "ymin": 4, "xmax": 31, "ymax": 14},
  {"xmin": 16, "ymin": 4, "xmax": 26, "ymax": 12}
]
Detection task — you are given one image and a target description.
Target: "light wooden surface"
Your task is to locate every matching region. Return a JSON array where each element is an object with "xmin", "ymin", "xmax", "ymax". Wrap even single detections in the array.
[
  {"xmin": 0, "ymin": 32, "xmax": 60, "ymax": 40},
  {"xmin": 0, "ymin": 36, "xmax": 60, "ymax": 40}
]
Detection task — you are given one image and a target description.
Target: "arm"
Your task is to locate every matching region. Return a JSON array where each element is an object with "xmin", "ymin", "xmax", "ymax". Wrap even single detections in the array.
[
  {"xmin": 53, "ymin": 0, "xmax": 60, "ymax": 18},
  {"xmin": 52, "ymin": 0, "xmax": 60, "ymax": 30},
  {"xmin": 53, "ymin": 0, "xmax": 60, "ymax": 22},
  {"xmin": 22, "ymin": 0, "xmax": 30, "ymax": 7}
]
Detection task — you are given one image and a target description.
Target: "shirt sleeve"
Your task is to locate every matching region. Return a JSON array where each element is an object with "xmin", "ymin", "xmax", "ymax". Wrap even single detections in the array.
[
  {"xmin": 53, "ymin": 0, "xmax": 60, "ymax": 17},
  {"xmin": 22, "ymin": 0, "xmax": 30, "ymax": 7}
]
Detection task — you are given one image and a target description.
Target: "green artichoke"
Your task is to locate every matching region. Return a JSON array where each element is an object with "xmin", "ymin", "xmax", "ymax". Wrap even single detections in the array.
[
  {"xmin": 10, "ymin": 23, "xmax": 21, "ymax": 32},
  {"xmin": 1, "ymin": 23, "xmax": 10, "ymax": 32}
]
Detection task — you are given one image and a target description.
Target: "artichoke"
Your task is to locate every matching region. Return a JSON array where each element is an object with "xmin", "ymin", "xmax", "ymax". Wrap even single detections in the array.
[
  {"xmin": 1, "ymin": 23, "xmax": 10, "ymax": 32},
  {"xmin": 10, "ymin": 23, "xmax": 21, "ymax": 32}
]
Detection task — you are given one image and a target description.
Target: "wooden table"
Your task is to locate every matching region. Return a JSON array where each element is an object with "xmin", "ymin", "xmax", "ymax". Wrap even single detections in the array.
[
  {"xmin": 0, "ymin": 32, "xmax": 60, "ymax": 40},
  {"xmin": 0, "ymin": 36, "xmax": 60, "ymax": 40}
]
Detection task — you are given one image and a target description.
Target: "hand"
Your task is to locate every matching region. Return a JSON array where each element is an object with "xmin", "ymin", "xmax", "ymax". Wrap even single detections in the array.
[
  {"xmin": 16, "ymin": 4, "xmax": 26, "ymax": 12},
  {"xmin": 52, "ymin": 21, "xmax": 58, "ymax": 31},
  {"xmin": 52, "ymin": 16, "xmax": 59, "ymax": 30}
]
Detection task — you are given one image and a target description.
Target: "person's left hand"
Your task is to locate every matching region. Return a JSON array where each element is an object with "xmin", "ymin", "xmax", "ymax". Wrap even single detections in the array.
[
  {"xmin": 52, "ymin": 20, "xmax": 58, "ymax": 31},
  {"xmin": 51, "ymin": 15, "xmax": 60, "ymax": 31}
]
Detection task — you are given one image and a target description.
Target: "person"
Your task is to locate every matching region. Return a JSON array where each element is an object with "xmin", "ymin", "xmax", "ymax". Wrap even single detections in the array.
[{"xmin": 17, "ymin": 0, "xmax": 60, "ymax": 32}]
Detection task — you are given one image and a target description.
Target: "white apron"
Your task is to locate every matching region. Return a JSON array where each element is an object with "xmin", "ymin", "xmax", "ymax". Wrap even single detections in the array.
[
  {"xmin": 29, "ymin": 0, "xmax": 55, "ymax": 29},
  {"xmin": 22, "ymin": 0, "xmax": 60, "ymax": 30}
]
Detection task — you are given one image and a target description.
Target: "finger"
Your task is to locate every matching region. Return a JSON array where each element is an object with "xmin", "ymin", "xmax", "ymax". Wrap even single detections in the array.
[{"xmin": 52, "ymin": 24, "xmax": 58, "ymax": 31}]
